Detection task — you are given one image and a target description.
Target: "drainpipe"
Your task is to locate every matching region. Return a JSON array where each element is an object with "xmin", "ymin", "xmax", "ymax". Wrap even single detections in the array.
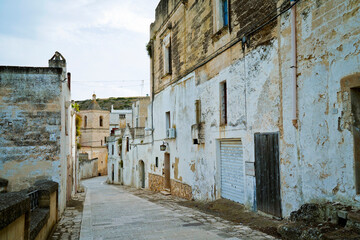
[
  {"xmin": 291, "ymin": 0, "xmax": 298, "ymax": 128},
  {"xmin": 151, "ymin": 41, "xmax": 155, "ymax": 144}
]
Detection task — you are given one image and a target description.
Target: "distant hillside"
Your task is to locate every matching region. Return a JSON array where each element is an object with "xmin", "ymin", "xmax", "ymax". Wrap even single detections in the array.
[{"xmin": 76, "ymin": 97, "xmax": 141, "ymax": 111}]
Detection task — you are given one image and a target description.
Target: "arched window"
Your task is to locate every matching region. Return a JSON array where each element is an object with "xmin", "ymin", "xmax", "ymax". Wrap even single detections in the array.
[
  {"xmin": 100, "ymin": 116, "xmax": 103, "ymax": 127},
  {"xmin": 84, "ymin": 116, "xmax": 87, "ymax": 127}
]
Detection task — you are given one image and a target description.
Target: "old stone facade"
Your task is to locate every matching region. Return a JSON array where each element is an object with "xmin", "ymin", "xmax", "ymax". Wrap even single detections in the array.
[
  {"xmin": 0, "ymin": 52, "xmax": 75, "ymax": 214},
  {"xmin": 144, "ymin": 0, "xmax": 360, "ymax": 217},
  {"xmin": 79, "ymin": 94, "xmax": 110, "ymax": 176}
]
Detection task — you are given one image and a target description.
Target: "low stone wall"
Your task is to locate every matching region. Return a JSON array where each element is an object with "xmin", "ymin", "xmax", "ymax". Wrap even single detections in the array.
[
  {"xmin": 0, "ymin": 180, "xmax": 58, "ymax": 240},
  {"xmin": 0, "ymin": 192, "xmax": 30, "ymax": 240},
  {"xmin": 148, "ymin": 173, "xmax": 192, "ymax": 200},
  {"xmin": 148, "ymin": 173, "xmax": 164, "ymax": 192},
  {"xmin": 80, "ymin": 158, "xmax": 98, "ymax": 179},
  {"xmin": 170, "ymin": 180, "xmax": 192, "ymax": 200}
]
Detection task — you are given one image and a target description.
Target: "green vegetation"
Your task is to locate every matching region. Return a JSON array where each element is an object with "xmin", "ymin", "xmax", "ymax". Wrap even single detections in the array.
[
  {"xmin": 75, "ymin": 114, "xmax": 82, "ymax": 137},
  {"xmin": 72, "ymin": 102, "xmax": 80, "ymax": 112},
  {"xmin": 76, "ymin": 97, "xmax": 140, "ymax": 111}
]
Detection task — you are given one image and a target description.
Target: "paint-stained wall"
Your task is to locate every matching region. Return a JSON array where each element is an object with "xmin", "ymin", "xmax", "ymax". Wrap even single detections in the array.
[
  {"xmin": 147, "ymin": 0, "xmax": 360, "ymax": 217},
  {"xmin": 0, "ymin": 64, "xmax": 69, "ymax": 213},
  {"xmin": 279, "ymin": 0, "xmax": 360, "ymax": 216}
]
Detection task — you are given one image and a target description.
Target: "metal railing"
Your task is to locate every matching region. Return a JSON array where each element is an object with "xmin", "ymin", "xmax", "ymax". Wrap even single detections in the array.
[{"xmin": 27, "ymin": 190, "xmax": 39, "ymax": 211}]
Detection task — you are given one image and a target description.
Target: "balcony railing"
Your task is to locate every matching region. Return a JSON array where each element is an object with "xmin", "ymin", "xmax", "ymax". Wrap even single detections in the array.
[{"xmin": 27, "ymin": 190, "xmax": 39, "ymax": 211}]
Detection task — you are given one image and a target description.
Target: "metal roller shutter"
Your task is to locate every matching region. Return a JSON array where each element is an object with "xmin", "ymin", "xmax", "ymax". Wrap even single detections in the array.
[{"xmin": 220, "ymin": 140, "xmax": 244, "ymax": 204}]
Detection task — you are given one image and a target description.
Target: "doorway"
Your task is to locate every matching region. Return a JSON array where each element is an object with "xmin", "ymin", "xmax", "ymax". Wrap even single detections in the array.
[
  {"xmin": 254, "ymin": 132, "xmax": 282, "ymax": 218},
  {"xmin": 351, "ymin": 88, "xmax": 360, "ymax": 193},
  {"xmin": 164, "ymin": 153, "xmax": 171, "ymax": 190},
  {"xmin": 111, "ymin": 164, "xmax": 114, "ymax": 183},
  {"xmin": 119, "ymin": 161, "xmax": 123, "ymax": 184},
  {"xmin": 139, "ymin": 160, "xmax": 145, "ymax": 188}
]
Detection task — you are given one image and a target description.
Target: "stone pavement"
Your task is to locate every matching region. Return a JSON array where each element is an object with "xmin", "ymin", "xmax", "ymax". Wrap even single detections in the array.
[
  {"xmin": 51, "ymin": 192, "xmax": 85, "ymax": 240},
  {"xmin": 80, "ymin": 176, "xmax": 277, "ymax": 240}
]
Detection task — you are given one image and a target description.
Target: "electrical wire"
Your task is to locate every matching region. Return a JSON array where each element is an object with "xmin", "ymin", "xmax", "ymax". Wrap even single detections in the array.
[{"xmin": 161, "ymin": 0, "xmax": 301, "ymax": 88}]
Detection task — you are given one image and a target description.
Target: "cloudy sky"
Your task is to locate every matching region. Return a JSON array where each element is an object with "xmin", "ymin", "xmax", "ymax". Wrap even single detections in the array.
[{"xmin": 0, "ymin": 0, "xmax": 159, "ymax": 100}]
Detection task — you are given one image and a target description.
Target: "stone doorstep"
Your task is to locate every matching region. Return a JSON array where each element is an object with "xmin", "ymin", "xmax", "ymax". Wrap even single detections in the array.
[{"xmin": 160, "ymin": 190, "xmax": 171, "ymax": 196}]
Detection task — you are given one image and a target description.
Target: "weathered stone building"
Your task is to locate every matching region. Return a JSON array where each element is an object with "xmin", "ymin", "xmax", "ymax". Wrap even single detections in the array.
[
  {"xmin": 0, "ymin": 52, "xmax": 75, "ymax": 214},
  {"xmin": 144, "ymin": 0, "xmax": 360, "ymax": 217},
  {"xmin": 79, "ymin": 94, "xmax": 110, "ymax": 176}
]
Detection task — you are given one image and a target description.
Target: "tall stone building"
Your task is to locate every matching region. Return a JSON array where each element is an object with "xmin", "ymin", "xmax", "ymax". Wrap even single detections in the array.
[
  {"xmin": 79, "ymin": 94, "xmax": 110, "ymax": 176},
  {"xmin": 143, "ymin": 0, "xmax": 360, "ymax": 218},
  {"xmin": 0, "ymin": 52, "xmax": 75, "ymax": 214}
]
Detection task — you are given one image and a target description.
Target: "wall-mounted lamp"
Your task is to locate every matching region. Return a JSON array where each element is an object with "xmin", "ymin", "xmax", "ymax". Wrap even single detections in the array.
[{"xmin": 160, "ymin": 141, "xmax": 168, "ymax": 151}]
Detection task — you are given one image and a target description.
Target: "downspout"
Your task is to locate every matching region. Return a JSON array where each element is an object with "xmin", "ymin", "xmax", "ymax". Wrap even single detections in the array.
[
  {"xmin": 151, "ymin": 40, "xmax": 155, "ymax": 144},
  {"xmin": 291, "ymin": 0, "xmax": 304, "ymax": 204},
  {"xmin": 291, "ymin": 0, "xmax": 298, "ymax": 128}
]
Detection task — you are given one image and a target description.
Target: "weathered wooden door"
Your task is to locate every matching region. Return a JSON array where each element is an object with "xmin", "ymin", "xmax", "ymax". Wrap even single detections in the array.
[
  {"xmin": 164, "ymin": 153, "xmax": 171, "ymax": 189},
  {"xmin": 351, "ymin": 88, "xmax": 360, "ymax": 193},
  {"xmin": 254, "ymin": 132, "xmax": 281, "ymax": 218}
]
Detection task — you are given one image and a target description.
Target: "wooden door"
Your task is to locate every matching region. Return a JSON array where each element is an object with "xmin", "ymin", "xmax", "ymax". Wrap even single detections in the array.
[
  {"xmin": 254, "ymin": 132, "xmax": 281, "ymax": 218},
  {"xmin": 164, "ymin": 153, "xmax": 171, "ymax": 189},
  {"xmin": 351, "ymin": 88, "xmax": 360, "ymax": 193}
]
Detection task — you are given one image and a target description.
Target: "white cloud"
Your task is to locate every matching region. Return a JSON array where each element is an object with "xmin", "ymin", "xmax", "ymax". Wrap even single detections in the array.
[{"xmin": 0, "ymin": 0, "xmax": 158, "ymax": 100}]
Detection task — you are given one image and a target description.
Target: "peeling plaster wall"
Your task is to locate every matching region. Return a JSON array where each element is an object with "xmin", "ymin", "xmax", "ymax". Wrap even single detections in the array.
[
  {"xmin": 150, "ymin": 40, "xmax": 280, "ymax": 205},
  {"xmin": 0, "ymin": 66, "xmax": 69, "ymax": 214},
  {"xmin": 279, "ymin": 0, "xmax": 360, "ymax": 216},
  {"xmin": 147, "ymin": 0, "xmax": 360, "ymax": 217}
]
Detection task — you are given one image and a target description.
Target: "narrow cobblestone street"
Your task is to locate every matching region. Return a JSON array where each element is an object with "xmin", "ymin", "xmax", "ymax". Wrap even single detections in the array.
[{"xmin": 79, "ymin": 176, "xmax": 276, "ymax": 240}]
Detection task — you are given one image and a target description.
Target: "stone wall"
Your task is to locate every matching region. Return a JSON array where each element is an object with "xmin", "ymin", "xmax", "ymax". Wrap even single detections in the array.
[
  {"xmin": 170, "ymin": 179, "xmax": 192, "ymax": 200},
  {"xmin": 148, "ymin": 173, "xmax": 164, "ymax": 192},
  {"xmin": 148, "ymin": 173, "xmax": 192, "ymax": 200},
  {"xmin": 150, "ymin": 0, "xmax": 283, "ymax": 94},
  {"xmin": 0, "ymin": 64, "xmax": 69, "ymax": 214},
  {"xmin": 148, "ymin": 0, "xmax": 360, "ymax": 217},
  {"xmin": 79, "ymin": 157, "xmax": 98, "ymax": 179}
]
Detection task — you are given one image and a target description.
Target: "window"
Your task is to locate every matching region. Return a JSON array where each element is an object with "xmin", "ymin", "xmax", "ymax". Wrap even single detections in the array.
[
  {"xmin": 163, "ymin": 34, "xmax": 172, "ymax": 75},
  {"xmin": 112, "ymin": 145, "xmax": 114, "ymax": 155},
  {"xmin": 101, "ymin": 140, "xmax": 103, "ymax": 146},
  {"xmin": 126, "ymin": 137, "xmax": 129, "ymax": 152},
  {"xmin": 166, "ymin": 111, "xmax": 170, "ymax": 129},
  {"xmin": 119, "ymin": 114, "xmax": 125, "ymax": 119},
  {"xmin": 155, "ymin": 157, "xmax": 159, "ymax": 168},
  {"xmin": 84, "ymin": 116, "xmax": 87, "ymax": 128},
  {"xmin": 214, "ymin": 0, "xmax": 229, "ymax": 32},
  {"xmin": 100, "ymin": 116, "xmax": 103, "ymax": 127},
  {"xmin": 220, "ymin": 81, "xmax": 227, "ymax": 125},
  {"xmin": 222, "ymin": 0, "xmax": 228, "ymax": 27},
  {"xmin": 195, "ymin": 100, "xmax": 201, "ymax": 124}
]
